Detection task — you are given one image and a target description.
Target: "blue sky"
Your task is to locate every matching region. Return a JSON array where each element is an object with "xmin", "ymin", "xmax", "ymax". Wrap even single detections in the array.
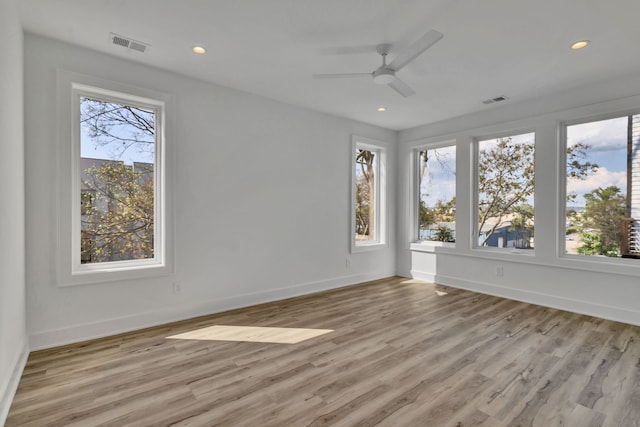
[
  {"xmin": 567, "ymin": 116, "xmax": 627, "ymax": 205},
  {"xmin": 80, "ymin": 98, "xmax": 155, "ymax": 165},
  {"xmin": 81, "ymin": 131, "xmax": 154, "ymax": 165},
  {"xmin": 419, "ymin": 145, "xmax": 456, "ymax": 207},
  {"xmin": 421, "ymin": 118, "xmax": 630, "ymax": 210}
]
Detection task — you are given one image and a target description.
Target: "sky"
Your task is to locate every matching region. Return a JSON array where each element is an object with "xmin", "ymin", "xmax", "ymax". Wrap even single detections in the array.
[
  {"xmin": 420, "ymin": 117, "xmax": 631, "ymax": 210},
  {"xmin": 80, "ymin": 98, "xmax": 155, "ymax": 165},
  {"xmin": 419, "ymin": 145, "xmax": 456, "ymax": 207},
  {"xmin": 566, "ymin": 116, "xmax": 628, "ymax": 206}
]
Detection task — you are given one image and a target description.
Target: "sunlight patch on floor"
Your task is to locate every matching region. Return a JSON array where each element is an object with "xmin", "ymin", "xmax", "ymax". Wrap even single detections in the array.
[
  {"xmin": 400, "ymin": 279, "xmax": 448, "ymax": 296},
  {"xmin": 401, "ymin": 279, "xmax": 427, "ymax": 284},
  {"xmin": 166, "ymin": 325, "xmax": 334, "ymax": 344}
]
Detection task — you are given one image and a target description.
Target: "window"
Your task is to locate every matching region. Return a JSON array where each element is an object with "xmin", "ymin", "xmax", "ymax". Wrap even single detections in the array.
[
  {"xmin": 55, "ymin": 72, "xmax": 173, "ymax": 285},
  {"xmin": 475, "ymin": 132, "xmax": 535, "ymax": 249},
  {"xmin": 351, "ymin": 137, "xmax": 387, "ymax": 252},
  {"xmin": 564, "ymin": 113, "xmax": 640, "ymax": 259},
  {"xmin": 415, "ymin": 144, "xmax": 456, "ymax": 242},
  {"xmin": 73, "ymin": 87, "xmax": 162, "ymax": 271}
]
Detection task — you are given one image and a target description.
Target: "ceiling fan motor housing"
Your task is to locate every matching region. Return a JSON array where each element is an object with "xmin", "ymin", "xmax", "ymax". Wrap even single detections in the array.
[{"xmin": 373, "ymin": 67, "xmax": 395, "ymax": 84}]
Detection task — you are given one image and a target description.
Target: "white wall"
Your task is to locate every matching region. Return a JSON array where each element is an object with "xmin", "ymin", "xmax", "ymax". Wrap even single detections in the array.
[
  {"xmin": 24, "ymin": 34, "xmax": 397, "ymax": 350},
  {"xmin": 397, "ymin": 72, "xmax": 640, "ymax": 326},
  {"xmin": 0, "ymin": 0, "xmax": 28, "ymax": 423}
]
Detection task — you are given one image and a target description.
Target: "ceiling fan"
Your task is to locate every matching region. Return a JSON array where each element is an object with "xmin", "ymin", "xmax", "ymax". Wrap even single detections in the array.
[{"xmin": 312, "ymin": 29, "xmax": 443, "ymax": 97}]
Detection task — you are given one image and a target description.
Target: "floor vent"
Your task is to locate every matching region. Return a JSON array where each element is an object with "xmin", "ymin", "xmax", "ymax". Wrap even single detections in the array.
[
  {"xmin": 109, "ymin": 33, "xmax": 150, "ymax": 53},
  {"xmin": 482, "ymin": 95, "xmax": 508, "ymax": 105}
]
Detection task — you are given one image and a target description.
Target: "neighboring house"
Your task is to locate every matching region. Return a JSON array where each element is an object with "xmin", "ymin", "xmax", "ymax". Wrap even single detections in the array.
[
  {"xmin": 623, "ymin": 114, "xmax": 640, "ymax": 257},
  {"xmin": 482, "ymin": 223, "xmax": 533, "ymax": 249},
  {"xmin": 479, "ymin": 212, "xmax": 534, "ymax": 249}
]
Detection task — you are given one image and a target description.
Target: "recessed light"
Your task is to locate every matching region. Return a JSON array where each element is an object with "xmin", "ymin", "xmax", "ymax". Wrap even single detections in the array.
[
  {"xmin": 571, "ymin": 40, "xmax": 590, "ymax": 50},
  {"xmin": 377, "ymin": 107, "xmax": 386, "ymax": 112},
  {"xmin": 192, "ymin": 46, "xmax": 207, "ymax": 54}
]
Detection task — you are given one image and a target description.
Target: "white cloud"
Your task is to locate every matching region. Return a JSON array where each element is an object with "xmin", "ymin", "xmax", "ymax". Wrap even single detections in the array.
[
  {"xmin": 567, "ymin": 166, "xmax": 626, "ymax": 202},
  {"xmin": 568, "ymin": 116, "xmax": 627, "ymax": 152},
  {"xmin": 421, "ymin": 179, "xmax": 456, "ymax": 206}
]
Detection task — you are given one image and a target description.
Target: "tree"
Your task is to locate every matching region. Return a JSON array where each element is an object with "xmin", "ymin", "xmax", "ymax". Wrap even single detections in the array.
[
  {"xmin": 580, "ymin": 186, "xmax": 626, "ymax": 256},
  {"xmin": 566, "ymin": 142, "xmax": 599, "ymax": 203},
  {"xmin": 509, "ymin": 204, "xmax": 534, "ymax": 248},
  {"xmin": 80, "ymin": 97, "xmax": 156, "ymax": 262},
  {"xmin": 81, "ymin": 97, "xmax": 155, "ymax": 160},
  {"xmin": 433, "ymin": 197, "xmax": 456, "ymax": 222},
  {"xmin": 434, "ymin": 225, "xmax": 455, "ymax": 242},
  {"xmin": 478, "ymin": 137, "xmax": 535, "ymax": 246},
  {"xmin": 418, "ymin": 197, "xmax": 455, "ymax": 229},
  {"xmin": 577, "ymin": 232, "xmax": 603, "ymax": 256},
  {"xmin": 419, "ymin": 201, "xmax": 436, "ymax": 231},
  {"xmin": 418, "ymin": 149, "xmax": 455, "ymax": 223},
  {"xmin": 355, "ymin": 149, "xmax": 375, "ymax": 239},
  {"xmin": 478, "ymin": 137, "xmax": 597, "ymax": 246},
  {"xmin": 81, "ymin": 161, "xmax": 154, "ymax": 263}
]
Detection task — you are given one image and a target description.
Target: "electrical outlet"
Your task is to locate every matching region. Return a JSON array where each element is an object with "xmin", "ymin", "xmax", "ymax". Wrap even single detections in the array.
[
  {"xmin": 173, "ymin": 281, "xmax": 183, "ymax": 294},
  {"xmin": 495, "ymin": 266, "xmax": 504, "ymax": 277}
]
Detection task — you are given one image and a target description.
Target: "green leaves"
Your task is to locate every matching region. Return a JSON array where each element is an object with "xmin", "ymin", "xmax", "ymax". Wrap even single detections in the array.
[
  {"xmin": 81, "ymin": 162, "xmax": 154, "ymax": 263},
  {"xmin": 580, "ymin": 186, "xmax": 626, "ymax": 256},
  {"xmin": 478, "ymin": 137, "xmax": 535, "ymax": 246},
  {"xmin": 355, "ymin": 149, "xmax": 376, "ymax": 240}
]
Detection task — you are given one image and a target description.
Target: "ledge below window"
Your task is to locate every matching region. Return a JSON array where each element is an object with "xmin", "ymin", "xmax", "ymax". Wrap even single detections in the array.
[
  {"xmin": 410, "ymin": 241, "xmax": 455, "ymax": 252},
  {"xmin": 353, "ymin": 242, "xmax": 388, "ymax": 253}
]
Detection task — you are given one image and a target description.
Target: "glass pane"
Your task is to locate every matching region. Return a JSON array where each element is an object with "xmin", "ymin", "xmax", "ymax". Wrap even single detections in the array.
[
  {"xmin": 565, "ymin": 115, "xmax": 635, "ymax": 258},
  {"xmin": 477, "ymin": 132, "xmax": 535, "ymax": 249},
  {"xmin": 79, "ymin": 96, "xmax": 155, "ymax": 264},
  {"xmin": 417, "ymin": 145, "xmax": 456, "ymax": 242},
  {"xmin": 355, "ymin": 148, "xmax": 377, "ymax": 242}
]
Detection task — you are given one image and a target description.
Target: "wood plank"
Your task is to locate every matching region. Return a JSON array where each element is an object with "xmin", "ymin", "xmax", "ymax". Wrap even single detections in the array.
[{"xmin": 6, "ymin": 277, "xmax": 640, "ymax": 426}]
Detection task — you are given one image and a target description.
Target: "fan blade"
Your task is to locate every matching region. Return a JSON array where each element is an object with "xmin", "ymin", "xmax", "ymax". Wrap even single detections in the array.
[
  {"xmin": 388, "ymin": 29, "xmax": 443, "ymax": 72},
  {"xmin": 312, "ymin": 73, "xmax": 371, "ymax": 79},
  {"xmin": 388, "ymin": 77, "xmax": 415, "ymax": 97},
  {"xmin": 316, "ymin": 45, "xmax": 378, "ymax": 56}
]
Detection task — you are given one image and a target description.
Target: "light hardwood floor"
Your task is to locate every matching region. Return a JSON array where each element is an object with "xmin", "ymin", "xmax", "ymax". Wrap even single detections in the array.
[{"xmin": 7, "ymin": 277, "xmax": 640, "ymax": 426}]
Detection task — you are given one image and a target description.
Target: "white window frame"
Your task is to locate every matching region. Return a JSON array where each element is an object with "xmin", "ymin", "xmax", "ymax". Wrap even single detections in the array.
[
  {"xmin": 411, "ymin": 141, "xmax": 457, "ymax": 245},
  {"xmin": 57, "ymin": 70, "xmax": 174, "ymax": 286},
  {"xmin": 472, "ymin": 129, "xmax": 536, "ymax": 253},
  {"xmin": 559, "ymin": 109, "xmax": 639, "ymax": 264},
  {"xmin": 351, "ymin": 136, "xmax": 388, "ymax": 253}
]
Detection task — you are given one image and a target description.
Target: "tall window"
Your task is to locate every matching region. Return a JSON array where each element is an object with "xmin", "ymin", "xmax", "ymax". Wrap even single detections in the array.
[
  {"xmin": 352, "ymin": 137, "xmax": 387, "ymax": 251},
  {"xmin": 564, "ymin": 114, "xmax": 640, "ymax": 259},
  {"xmin": 475, "ymin": 132, "xmax": 535, "ymax": 249},
  {"xmin": 416, "ymin": 145, "xmax": 456, "ymax": 242},
  {"xmin": 72, "ymin": 84, "xmax": 164, "ymax": 272}
]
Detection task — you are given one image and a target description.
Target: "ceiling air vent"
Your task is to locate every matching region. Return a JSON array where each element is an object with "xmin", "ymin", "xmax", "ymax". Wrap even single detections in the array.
[
  {"xmin": 109, "ymin": 33, "xmax": 150, "ymax": 53},
  {"xmin": 482, "ymin": 95, "xmax": 508, "ymax": 105}
]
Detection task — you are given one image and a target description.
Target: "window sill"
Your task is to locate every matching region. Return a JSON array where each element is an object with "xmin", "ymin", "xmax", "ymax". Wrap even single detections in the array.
[
  {"xmin": 410, "ymin": 241, "xmax": 455, "ymax": 253},
  {"xmin": 352, "ymin": 242, "xmax": 388, "ymax": 253},
  {"xmin": 472, "ymin": 247, "xmax": 536, "ymax": 257},
  {"xmin": 60, "ymin": 262, "xmax": 172, "ymax": 287}
]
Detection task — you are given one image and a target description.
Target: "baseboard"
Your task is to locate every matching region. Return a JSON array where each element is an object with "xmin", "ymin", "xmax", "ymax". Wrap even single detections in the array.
[
  {"xmin": 0, "ymin": 341, "xmax": 29, "ymax": 425},
  {"xmin": 409, "ymin": 269, "xmax": 435, "ymax": 283},
  {"xmin": 433, "ymin": 273, "xmax": 640, "ymax": 327},
  {"xmin": 29, "ymin": 271, "xmax": 395, "ymax": 351}
]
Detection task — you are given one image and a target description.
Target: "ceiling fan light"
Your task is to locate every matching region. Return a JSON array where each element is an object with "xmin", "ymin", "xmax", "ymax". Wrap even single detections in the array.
[
  {"xmin": 374, "ymin": 74, "xmax": 395, "ymax": 84},
  {"xmin": 373, "ymin": 68, "xmax": 395, "ymax": 84},
  {"xmin": 571, "ymin": 40, "xmax": 590, "ymax": 50}
]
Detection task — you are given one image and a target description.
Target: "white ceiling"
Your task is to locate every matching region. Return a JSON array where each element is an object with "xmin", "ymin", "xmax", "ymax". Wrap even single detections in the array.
[{"xmin": 15, "ymin": 0, "xmax": 640, "ymax": 130}]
